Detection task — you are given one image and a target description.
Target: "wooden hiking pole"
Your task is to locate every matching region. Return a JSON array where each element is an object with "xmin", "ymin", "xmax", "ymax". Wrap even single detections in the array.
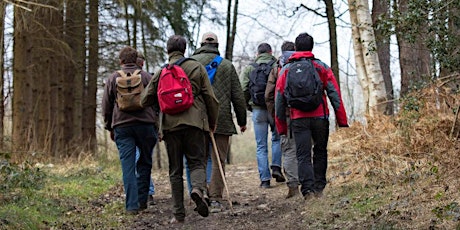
[{"xmin": 209, "ymin": 132, "xmax": 234, "ymax": 213}]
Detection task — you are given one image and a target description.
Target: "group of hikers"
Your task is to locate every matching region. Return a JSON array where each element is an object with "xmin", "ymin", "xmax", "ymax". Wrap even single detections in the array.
[{"xmin": 101, "ymin": 31, "xmax": 349, "ymax": 224}]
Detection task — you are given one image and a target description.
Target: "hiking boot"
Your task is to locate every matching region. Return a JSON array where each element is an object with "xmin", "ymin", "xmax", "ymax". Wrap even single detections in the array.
[
  {"xmin": 303, "ymin": 191, "xmax": 315, "ymax": 201},
  {"xmin": 191, "ymin": 188, "xmax": 209, "ymax": 217},
  {"xmin": 314, "ymin": 190, "xmax": 323, "ymax": 199},
  {"xmin": 210, "ymin": 201, "xmax": 223, "ymax": 213},
  {"xmin": 271, "ymin": 166, "xmax": 286, "ymax": 182},
  {"xmin": 203, "ymin": 189, "xmax": 210, "ymax": 206},
  {"xmin": 260, "ymin": 180, "xmax": 270, "ymax": 188},
  {"xmin": 139, "ymin": 203, "xmax": 148, "ymax": 211},
  {"xmin": 170, "ymin": 217, "xmax": 184, "ymax": 224},
  {"xmin": 285, "ymin": 186, "xmax": 299, "ymax": 199},
  {"xmin": 125, "ymin": 209, "xmax": 139, "ymax": 215},
  {"xmin": 148, "ymin": 195, "xmax": 156, "ymax": 205}
]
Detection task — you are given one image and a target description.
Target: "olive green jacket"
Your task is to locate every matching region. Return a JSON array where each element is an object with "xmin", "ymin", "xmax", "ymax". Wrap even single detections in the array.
[
  {"xmin": 191, "ymin": 45, "xmax": 247, "ymax": 135},
  {"xmin": 239, "ymin": 53, "xmax": 277, "ymax": 111},
  {"xmin": 140, "ymin": 51, "xmax": 219, "ymax": 133}
]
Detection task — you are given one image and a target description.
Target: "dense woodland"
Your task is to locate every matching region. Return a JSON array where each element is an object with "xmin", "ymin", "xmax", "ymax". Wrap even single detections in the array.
[{"xmin": 0, "ymin": 0, "xmax": 458, "ymax": 158}]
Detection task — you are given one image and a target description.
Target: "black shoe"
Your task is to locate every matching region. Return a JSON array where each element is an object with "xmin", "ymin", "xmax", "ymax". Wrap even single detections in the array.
[
  {"xmin": 260, "ymin": 180, "xmax": 270, "ymax": 188},
  {"xmin": 271, "ymin": 166, "xmax": 286, "ymax": 182},
  {"xmin": 139, "ymin": 203, "xmax": 148, "ymax": 210},
  {"xmin": 191, "ymin": 189, "xmax": 209, "ymax": 217}
]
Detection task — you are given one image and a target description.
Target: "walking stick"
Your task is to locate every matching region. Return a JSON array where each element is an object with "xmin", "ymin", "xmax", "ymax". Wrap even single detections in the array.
[{"xmin": 209, "ymin": 132, "xmax": 234, "ymax": 213}]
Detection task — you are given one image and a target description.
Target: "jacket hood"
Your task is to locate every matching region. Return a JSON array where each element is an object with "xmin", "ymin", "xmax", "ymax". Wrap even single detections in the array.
[
  {"xmin": 288, "ymin": 51, "xmax": 315, "ymax": 61},
  {"xmin": 279, "ymin": 51, "xmax": 295, "ymax": 66}
]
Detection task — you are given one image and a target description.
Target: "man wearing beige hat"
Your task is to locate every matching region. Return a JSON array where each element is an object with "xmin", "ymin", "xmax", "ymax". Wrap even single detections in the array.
[{"xmin": 191, "ymin": 32, "xmax": 247, "ymax": 213}]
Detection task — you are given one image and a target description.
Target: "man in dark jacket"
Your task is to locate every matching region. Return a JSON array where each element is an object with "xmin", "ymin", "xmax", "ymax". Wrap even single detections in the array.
[
  {"xmin": 102, "ymin": 46, "xmax": 158, "ymax": 214},
  {"xmin": 191, "ymin": 32, "xmax": 247, "ymax": 213},
  {"xmin": 141, "ymin": 35, "xmax": 219, "ymax": 223},
  {"xmin": 275, "ymin": 33, "xmax": 349, "ymax": 200}
]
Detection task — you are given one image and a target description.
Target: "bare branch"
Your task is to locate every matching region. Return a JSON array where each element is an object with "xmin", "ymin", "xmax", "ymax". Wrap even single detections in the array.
[{"xmin": 289, "ymin": 3, "xmax": 326, "ymax": 18}]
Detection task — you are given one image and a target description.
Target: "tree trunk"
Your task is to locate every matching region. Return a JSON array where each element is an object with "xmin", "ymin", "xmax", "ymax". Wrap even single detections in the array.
[
  {"xmin": 13, "ymin": 3, "xmax": 35, "ymax": 155},
  {"xmin": 372, "ymin": 0, "xmax": 394, "ymax": 115},
  {"xmin": 66, "ymin": 0, "xmax": 86, "ymax": 155},
  {"xmin": 225, "ymin": 0, "xmax": 238, "ymax": 61},
  {"xmin": 83, "ymin": 0, "xmax": 99, "ymax": 153},
  {"xmin": 0, "ymin": 1, "xmax": 5, "ymax": 150},
  {"xmin": 324, "ymin": 0, "xmax": 340, "ymax": 88},
  {"xmin": 124, "ymin": 2, "xmax": 131, "ymax": 46},
  {"xmin": 396, "ymin": 0, "xmax": 431, "ymax": 97},
  {"xmin": 349, "ymin": 0, "xmax": 387, "ymax": 116}
]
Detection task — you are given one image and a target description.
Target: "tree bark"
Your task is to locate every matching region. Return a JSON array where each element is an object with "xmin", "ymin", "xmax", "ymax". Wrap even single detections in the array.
[
  {"xmin": 0, "ymin": 1, "xmax": 5, "ymax": 150},
  {"xmin": 349, "ymin": 0, "xmax": 387, "ymax": 116},
  {"xmin": 372, "ymin": 0, "xmax": 394, "ymax": 115},
  {"xmin": 324, "ymin": 0, "xmax": 340, "ymax": 88},
  {"xmin": 225, "ymin": 0, "xmax": 238, "ymax": 61},
  {"xmin": 66, "ymin": 0, "xmax": 86, "ymax": 154},
  {"xmin": 396, "ymin": 0, "xmax": 431, "ymax": 97},
  {"xmin": 83, "ymin": 0, "xmax": 99, "ymax": 153}
]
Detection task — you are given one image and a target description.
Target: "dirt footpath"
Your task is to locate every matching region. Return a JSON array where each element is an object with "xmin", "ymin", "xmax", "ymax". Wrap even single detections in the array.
[{"xmin": 128, "ymin": 163, "xmax": 314, "ymax": 230}]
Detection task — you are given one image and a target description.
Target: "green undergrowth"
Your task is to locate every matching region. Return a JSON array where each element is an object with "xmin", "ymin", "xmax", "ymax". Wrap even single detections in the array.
[{"xmin": 0, "ymin": 156, "xmax": 125, "ymax": 230}]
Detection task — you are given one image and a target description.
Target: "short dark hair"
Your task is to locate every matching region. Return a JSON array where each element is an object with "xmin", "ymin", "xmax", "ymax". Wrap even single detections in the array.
[
  {"xmin": 281, "ymin": 41, "xmax": 295, "ymax": 52},
  {"xmin": 295, "ymin": 33, "xmax": 314, "ymax": 51},
  {"xmin": 119, "ymin": 46, "xmax": 137, "ymax": 64},
  {"xmin": 257, "ymin": 43, "xmax": 272, "ymax": 54},
  {"xmin": 167, "ymin": 35, "xmax": 186, "ymax": 54}
]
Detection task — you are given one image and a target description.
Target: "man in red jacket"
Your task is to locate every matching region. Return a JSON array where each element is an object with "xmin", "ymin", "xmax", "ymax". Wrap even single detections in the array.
[{"xmin": 274, "ymin": 33, "xmax": 349, "ymax": 200}]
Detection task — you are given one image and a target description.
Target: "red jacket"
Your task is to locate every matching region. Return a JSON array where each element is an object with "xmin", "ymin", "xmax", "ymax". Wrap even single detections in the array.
[{"xmin": 274, "ymin": 51, "xmax": 348, "ymax": 135}]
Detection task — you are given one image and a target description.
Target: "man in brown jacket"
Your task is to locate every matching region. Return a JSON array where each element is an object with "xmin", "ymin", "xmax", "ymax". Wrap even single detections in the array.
[
  {"xmin": 102, "ymin": 46, "xmax": 157, "ymax": 214},
  {"xmin": 141, "ymin": 35, "xmax": 219, "ymax": 223}
]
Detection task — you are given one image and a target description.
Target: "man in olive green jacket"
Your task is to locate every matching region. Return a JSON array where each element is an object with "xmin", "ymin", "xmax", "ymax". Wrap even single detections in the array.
[
  {"xmin": 191, "ymin": 32, "xmax": 247, "ymax": 213},
  {"xmin": 240, "ymin": 43, "xmax": 285, "ymax": 189},
  {"xmin": 140, "ymin": 35, "xmax": 219, "ymax": 223}
]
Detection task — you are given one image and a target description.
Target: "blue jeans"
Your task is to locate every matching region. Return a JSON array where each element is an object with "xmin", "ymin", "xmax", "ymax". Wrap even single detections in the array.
[
  {"xmin": 185, "ymin": 150, "xmax": 212, "ymax": 195},
  {"xmin": 135, "ymin": 147, "xmax": 155, "ymax": 195},
  {"xmin": 114, "ymin": 124, "xmax": 157, "ymax": 211},
  {"xmin": 252, "ymin": 108, "xmax": 282, "ymax": 182},
  {"xmin": 291, "ymin": 117, "xmax": 329, "ymax": 196}
]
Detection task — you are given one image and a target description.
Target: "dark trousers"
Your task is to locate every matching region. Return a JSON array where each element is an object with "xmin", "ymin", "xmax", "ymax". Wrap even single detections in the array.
[
  {"xmin": 163, "ymin": 126, "xmax": 208, "ymax": 220},
  {"xmin": 291, "ymin": 118, "xmax": 329, "ymax": 196}
]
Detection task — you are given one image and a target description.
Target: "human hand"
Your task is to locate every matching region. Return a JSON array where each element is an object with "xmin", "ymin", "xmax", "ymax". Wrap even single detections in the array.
[{"xmin": 240, "ymin": 126, "xmax": 247, "ymax": 133}]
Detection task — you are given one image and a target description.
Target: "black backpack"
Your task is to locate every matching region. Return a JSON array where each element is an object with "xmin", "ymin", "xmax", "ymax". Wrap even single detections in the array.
[
  {"xmin": 248, "ymin": 59, "xmax": 276, "ymax": 107},
  {"xmin": 284, "ymin": 58, "xmax": 323, "ymax": 111}
]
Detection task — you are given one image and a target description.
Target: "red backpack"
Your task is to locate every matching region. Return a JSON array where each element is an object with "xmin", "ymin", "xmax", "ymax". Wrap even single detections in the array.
[{"xmin": 157, "ymin": 58, "xmax": 194, "ymax": 114}]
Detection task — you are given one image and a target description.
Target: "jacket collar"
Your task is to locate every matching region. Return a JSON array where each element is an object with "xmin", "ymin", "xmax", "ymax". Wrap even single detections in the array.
[{"xmin": 288, "ymin": 51, "xmax": 315, "ymax": 61}]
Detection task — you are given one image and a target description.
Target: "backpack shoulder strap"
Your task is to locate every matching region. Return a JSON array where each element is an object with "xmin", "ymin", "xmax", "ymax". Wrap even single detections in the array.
[
  {"xmin": 213, "ymin": 55, "xmax": 223, "ymax": 65},
  {"xmin": 117, "ymin": 70, "xmax": 127, "ymax": 78},
  {"xmin": 175, "ymin": 57, "xmax": 194, "ymax": 66},
  {"xmin": 207, "ymin": 55, "xmax": 223, "ymax": 69},
  {"xmin": 132, "ymin": 69, "xmax": 142, "ymax": 75}
]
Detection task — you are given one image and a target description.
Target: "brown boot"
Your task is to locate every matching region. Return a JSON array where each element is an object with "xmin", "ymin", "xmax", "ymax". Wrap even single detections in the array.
[{"xmin": 285, "ymin": 186, "xmax": 299, "ymax": 199}]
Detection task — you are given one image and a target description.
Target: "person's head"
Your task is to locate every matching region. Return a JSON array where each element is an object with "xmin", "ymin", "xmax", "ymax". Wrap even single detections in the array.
[
  {"xmin": 136, "ymin": 51, "xmax": 145, "ymax": 68},
  {"xmin": 201, "ymin": 31, "xmax": 219, "ymax": 47},
  {"xmin": 119, "ymin": 46, "xmax": 138, "ymax": 64},
  {"xmin": 295, "ymin": 33, "xmax": 314, "ymax": 51},
  {"xmin": 167, "ymin": 35, "xmax": 187, "ymax": 54},
  {"xmin": 281, "ymin": 41, "xmax": 295, "ymax": 52},
  {"xmin": 257, "ymin": 43, "xmax": 272, "ymax": 55}
]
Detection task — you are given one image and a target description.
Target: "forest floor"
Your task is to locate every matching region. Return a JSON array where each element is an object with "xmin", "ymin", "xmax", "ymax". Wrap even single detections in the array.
[{"xmin": 96, "ymin": 153, "xmax": 459, "ymax": 230}]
